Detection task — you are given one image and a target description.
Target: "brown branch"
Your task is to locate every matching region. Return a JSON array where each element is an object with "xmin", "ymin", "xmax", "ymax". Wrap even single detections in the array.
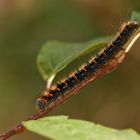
[
  {"xmin": 0, "ymin": 56, "xmax": 123, "ymax": 140},
  {"xmin": 1, "ymin": 19, "xmax": 140, "ymax": 140}
]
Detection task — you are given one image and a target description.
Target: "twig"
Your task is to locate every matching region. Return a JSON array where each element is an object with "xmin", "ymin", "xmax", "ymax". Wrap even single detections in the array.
[{"xmin": 1, "ymin": 20, "xmax": 140, "ymax": 140}]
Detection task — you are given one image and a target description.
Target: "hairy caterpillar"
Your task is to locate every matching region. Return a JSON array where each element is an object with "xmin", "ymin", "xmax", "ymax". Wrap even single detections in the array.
[{"xmin": 36, "ymin": 21, "xmax": 139, "ymax": 110}]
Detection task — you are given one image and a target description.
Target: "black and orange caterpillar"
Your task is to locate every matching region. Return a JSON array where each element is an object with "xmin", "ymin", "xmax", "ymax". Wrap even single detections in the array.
[{"xmin": 36, "ymin": 21, "xmax": 139, "ymax": 110}]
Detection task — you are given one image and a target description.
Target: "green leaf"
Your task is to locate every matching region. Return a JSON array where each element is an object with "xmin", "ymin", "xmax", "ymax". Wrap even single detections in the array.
[
  {"xmin": 23, "ymin": 116, "xmax": 140, "ymax": 140},
  {"xmin": 131, "ymin": 11, "xmax": 140, "ymax": 23},
  {"xmin": 37, "ymin": 37, "xmax": 110, "ymax": 81},
  {"xmin": 37, "ymin": 11, "xmax": 140, "ymax": 81}
]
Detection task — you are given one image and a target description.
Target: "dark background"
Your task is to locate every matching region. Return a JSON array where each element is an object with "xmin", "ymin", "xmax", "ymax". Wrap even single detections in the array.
[{"xmin": 0, "ymin": 0, "xmax": 140, "ymax": 140}]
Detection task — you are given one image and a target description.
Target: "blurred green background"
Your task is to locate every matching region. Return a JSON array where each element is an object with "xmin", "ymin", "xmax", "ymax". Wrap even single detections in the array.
[{"xmin": 0, "ymin": 0, "xmax": 140, "ymax": 140}]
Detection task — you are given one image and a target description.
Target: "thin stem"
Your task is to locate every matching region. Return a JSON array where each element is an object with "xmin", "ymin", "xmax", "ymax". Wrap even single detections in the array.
[{"xmin": 1, "ymin": 29, "xmax": 140, "ymax": 140}]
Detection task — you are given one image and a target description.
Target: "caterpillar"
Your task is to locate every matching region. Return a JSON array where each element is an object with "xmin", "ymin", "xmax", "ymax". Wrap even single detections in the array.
[{"xmin": 36, "ymin": 21, "xmax": 139, "ymax": 110}]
